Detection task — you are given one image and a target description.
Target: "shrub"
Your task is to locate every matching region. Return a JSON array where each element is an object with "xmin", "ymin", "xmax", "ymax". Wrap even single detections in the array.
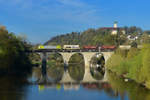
[
  {"xmin": 131, "ymin": 41, "xmax": 138, "ymax": 48},
  {"xmin": 127, "ymin": 48, "xmax": 139, "ymax": 59},
  {"xmin": 115, "ymin": 48, "xmax": 128, "ymax": 58}
]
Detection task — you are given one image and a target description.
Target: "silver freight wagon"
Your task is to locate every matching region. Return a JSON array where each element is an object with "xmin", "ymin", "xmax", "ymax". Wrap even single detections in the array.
[
  {"xmin": 44, "ymin": 46, "xmax": 57, "ymax": 49},
  {"xmin": 63, "ymin": 45, "xmax": 80, "ymax": 49}
]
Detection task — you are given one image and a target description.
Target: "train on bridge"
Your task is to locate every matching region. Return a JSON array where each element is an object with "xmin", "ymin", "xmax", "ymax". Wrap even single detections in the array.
[{"xmin": 38, "ymin": 45, "xmax": 116, "ymax": 51}]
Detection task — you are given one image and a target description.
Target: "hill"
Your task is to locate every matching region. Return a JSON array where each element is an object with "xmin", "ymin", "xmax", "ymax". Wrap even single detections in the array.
[{"xmin": 44, "ymin": 26, "xmax": 149, "ymax": 46}]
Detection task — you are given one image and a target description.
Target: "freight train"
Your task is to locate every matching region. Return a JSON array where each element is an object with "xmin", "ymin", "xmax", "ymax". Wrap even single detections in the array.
[
  {"xmin": 38, "ymin": 45, "xmax": 116, "ymax": 51},
  {"xmin": 38, "ymin": 45, "xmax": 80, "ymax": 50}
]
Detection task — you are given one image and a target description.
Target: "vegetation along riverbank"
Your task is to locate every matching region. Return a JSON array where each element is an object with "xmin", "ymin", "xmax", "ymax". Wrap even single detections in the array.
[
  {"xmin": 106, "ymin": 44, "xmax": 150, "ymax": 89},
  {"xmin": 0, "ymin": 26, "xmax": 32, "ymax": 76}
]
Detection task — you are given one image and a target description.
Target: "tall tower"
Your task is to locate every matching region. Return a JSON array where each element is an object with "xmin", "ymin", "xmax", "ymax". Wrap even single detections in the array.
[
  {"xmin": 111, "ymin": 21, "xmax": 118, "ymax": 35},
  {"xmin": 114, "ymin": 21, "xmax": 118, "ymax": 28}
]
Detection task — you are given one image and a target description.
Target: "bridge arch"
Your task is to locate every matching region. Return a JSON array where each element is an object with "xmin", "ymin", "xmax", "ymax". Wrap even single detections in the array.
[
  {"xmin": 36, "ymin": 51, "xmax": 114, "ymax": 83},
  {"xmin": 46, "ymin": 53, "xmax": 64, "ymax": 82},
  {"xmin": 68, "ymin": 53, "xmax": 85, "ymax": 81},
  {"xmin": 90, "ymin": 53, "xmax": 105, "ymax": 80},
  {"xmin": 81, "ymin": 52, "xmax": 106, "ymax": 82}
]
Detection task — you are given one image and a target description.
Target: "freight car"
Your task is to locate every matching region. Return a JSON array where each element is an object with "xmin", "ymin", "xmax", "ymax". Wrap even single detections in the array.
[
  {"xmin": 83, "ymin": 45, "xmax": 98, "ymax": 51},
  {"xmin": 83, "ymin": 46, "xmax": 97, "ymax": 50},
  {"xmin": 63, "ymin": 45, "xmax": 80, "ymax": 50},
  {"xmin": 101, "ymin": 45, "xmax": 116, "ymax": 51}
]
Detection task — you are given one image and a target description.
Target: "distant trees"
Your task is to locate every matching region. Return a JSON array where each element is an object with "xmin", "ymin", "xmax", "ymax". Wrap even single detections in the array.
[
  {"xmin": 144, "ymin": 30, "xmax": 150, "ymax": 34},
  {"xmin": 124, "ymin": 26, "xmax": 142, "ymax": 35},
  {"xmin": 139, "ymin": 33, "xmax": 150, "ymax": 44},
  {"xmin": 45, "ymin": 26, "xmax": 146, "ymax": 46}
]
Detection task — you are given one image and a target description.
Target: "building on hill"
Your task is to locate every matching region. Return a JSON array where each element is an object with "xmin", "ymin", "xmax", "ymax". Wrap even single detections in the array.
[{"xmin": 100, "ymin": 22, "xmax": 126, "ymax": 35}]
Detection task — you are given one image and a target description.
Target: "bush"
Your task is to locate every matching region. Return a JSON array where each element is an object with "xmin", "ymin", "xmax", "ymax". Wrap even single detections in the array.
[
  {"xmin": 131, "ymin": 41, "xmax": 137, "ymax": 48},
  {"xmin": 107, "ymin": 44, "xmax": 150, "ymax": 89},
  {"xmin": 127, "ymin": 48, "xmax": 139, "ymax": 59},
  {"xmin": 115, "ymin": 48, "xmax": 128, "ymax": 58},
  {"xmin": 106, "ymin": 54, "xmax": 127, "ymax": 75}
]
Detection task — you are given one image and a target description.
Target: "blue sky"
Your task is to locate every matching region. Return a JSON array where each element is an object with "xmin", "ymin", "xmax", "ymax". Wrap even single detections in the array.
[{"xmin": 0, "ymin": 0, "xmax": 150, "ymax": 43}]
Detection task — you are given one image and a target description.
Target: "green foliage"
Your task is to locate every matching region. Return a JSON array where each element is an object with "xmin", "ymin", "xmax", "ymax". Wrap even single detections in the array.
[
  {"xmin": 47, "ymin": 53, "xmax": 64, "ymax": 82},
  {"xmin": 106, "ymin": 54, "xmax": 129, "ymax": 76},
  {"xmin": 30, "ymin": 53, "xmax": 41, "ymax": 65},
  {"xmin": 131, "ymin": 41, "xmax": 138, "ymax": 48},
  {"xmin": 127, "ymin": 48, "xmax": 139, "ymax": 59},
  {"xmin": 68, "ymin": 53, "xmax": 85, "ymax": 81},
  {"xmin": 44, "ymin": 26, "xmax": 145, "ymax": 46},
  {"xmin": 107, "ymin": 44, "xmax": 150, "ymax": 89},
  {"xmin": 140, "ymin": 33, "xmax": 150, "ymax": 44},
  {"xmin": 45, "ymin": 28, "xmax": 123, "ymax": 46},
  {"xmin": 108, "ymin": 71, "xmax": 150, "ymax": 100},
  {"xmin": 0, "ymin": 28, "xmax": 32, "ymax": 76},
  {"xmin": 115, "ymin": 48, "xmax": 128, "ymax": 58}
]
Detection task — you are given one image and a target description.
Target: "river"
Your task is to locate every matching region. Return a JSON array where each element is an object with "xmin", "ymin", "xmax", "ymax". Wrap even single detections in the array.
[{"xmin": 0, "ymin": 68, "xmax": 150, "ymax": 100}]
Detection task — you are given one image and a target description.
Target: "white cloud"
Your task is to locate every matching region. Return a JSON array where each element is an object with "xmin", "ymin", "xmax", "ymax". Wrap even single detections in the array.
[
  {"xmin": 1, "ymin": 0, "xmax": 101, "ymax": 25},
  {"xmin": 21, "ymin": 0, "xmax": 101, "ymax": 24},
  {"xmin": 0, "ymin": 0, "xmax": 101, "ymax": 30}
]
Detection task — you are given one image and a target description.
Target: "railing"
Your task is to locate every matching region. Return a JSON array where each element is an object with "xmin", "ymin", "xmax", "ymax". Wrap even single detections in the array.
[{"xmin": 29, "ymin": 49, "xmax": 114, "ymax": 53}]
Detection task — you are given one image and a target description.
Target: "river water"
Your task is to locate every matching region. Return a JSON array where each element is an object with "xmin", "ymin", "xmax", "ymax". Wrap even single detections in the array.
[{"xmin": 0, "ymin": 68, "xmax": 150, "ymax": 100}]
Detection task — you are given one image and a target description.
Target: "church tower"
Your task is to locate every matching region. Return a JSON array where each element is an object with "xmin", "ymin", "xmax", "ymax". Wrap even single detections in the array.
[
  {"xmin": 111, "ymin": 21, "xmax": 118, "ymax": 35},
  {"xmin": 114, "ymin": 21, "xmax": 118, "ymax": 28}
]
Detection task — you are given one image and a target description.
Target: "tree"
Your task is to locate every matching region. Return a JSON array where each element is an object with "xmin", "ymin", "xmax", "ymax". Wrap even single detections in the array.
[{"xmin": 0, "ymin": 28, "xmax": 32, "ymax": 76}]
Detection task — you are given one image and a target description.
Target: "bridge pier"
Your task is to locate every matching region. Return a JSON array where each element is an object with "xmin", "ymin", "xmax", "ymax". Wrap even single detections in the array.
[
  {"xmin": 83, "ymin": 66, "xmax": 97, "ymax": 82},
  {"xmin": 82, "ymin": 52, "xmax": 99, "ymax": 66},
  {"xmin": 60, "ymin": 71, "xmax": 75, "ymax": 83},
  {"xmin": 60, "ymin": 52, "xmax": 75, "ymax": 65},
  {"xmin": 41, "ymin": 52, "xmax": 47, "ymax": 80}
]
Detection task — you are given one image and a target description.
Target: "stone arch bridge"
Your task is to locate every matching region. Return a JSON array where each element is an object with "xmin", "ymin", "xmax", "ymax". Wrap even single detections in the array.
[
  {"xmin": 32, "ymin": 50, "xmax": 114, "ymax": 83},
  {"xmin": 59, "ymin": 52, "xmax": 113, "ymax": 83}
]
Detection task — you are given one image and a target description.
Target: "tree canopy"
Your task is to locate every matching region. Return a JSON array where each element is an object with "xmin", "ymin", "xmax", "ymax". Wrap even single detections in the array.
[{"xmin": 0, "ymin": 27, "xmax": 32, "ymax": 76}]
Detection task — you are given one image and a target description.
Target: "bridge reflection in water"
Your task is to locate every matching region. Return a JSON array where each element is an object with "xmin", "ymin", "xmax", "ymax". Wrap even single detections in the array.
[
  {"xmin": 28, "ymin": 65, "xmax": 150, "ymax": 100},
  {"xmin": 31, "ymin": 51, "xmax": 114, "ymax": 83},
  {"xmin": 31, "ymin": 65, "xmax": 111, "ymax": 92},
  {"xmin": 30, "ymin": 66, "xmax": 107, "ymax": 84}
]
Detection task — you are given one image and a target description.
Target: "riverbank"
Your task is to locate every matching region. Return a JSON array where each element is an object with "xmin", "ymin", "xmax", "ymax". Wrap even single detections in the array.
[
  {"xmin": 0, "ymin": 28, "xmax": 32, "ymax": 76},
  {"xmin": 106, "ymin": 44, "xmax": 150, "ymax": 89}
]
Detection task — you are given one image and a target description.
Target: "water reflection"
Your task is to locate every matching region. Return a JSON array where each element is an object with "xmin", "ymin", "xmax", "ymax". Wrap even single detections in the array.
[
  {"xmin": 47, "ymin": 53, "xmax": 64, "ymax": 82},
  {"xmin": 107, "ymin": 71, "xmax": 150, "ymax": 100},
  {"xmin": 1, "ymin": 68, "xmax": 150, "ymax": 100},
  {"xmin": 0, "ymin": 76, "xmax": 28, "ymax": 100},
  {"xmin": 28, "ymin": 70, "xmax": 150, "ymax": 100},
  {"xmin": 68, "ymin": 53, "xmax": 85, "ymax": 81},
  {"xmin": 90, "ymin": 54, "xmax": 105, "ymax": 80}
]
